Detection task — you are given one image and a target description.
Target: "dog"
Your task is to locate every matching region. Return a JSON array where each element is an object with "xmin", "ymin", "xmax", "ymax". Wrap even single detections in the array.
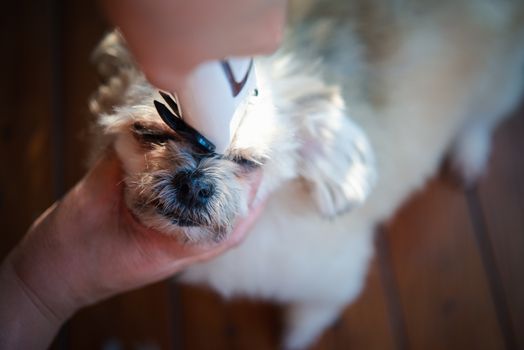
[{"xmin": 90, "ymin": 0, "xmax": 524, "ymax": 348}]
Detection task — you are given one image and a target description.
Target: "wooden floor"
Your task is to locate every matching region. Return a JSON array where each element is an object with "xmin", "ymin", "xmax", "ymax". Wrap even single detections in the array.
[{"xmin": 1, "ymin": 1, "xmax": 523, "ymax": 349}]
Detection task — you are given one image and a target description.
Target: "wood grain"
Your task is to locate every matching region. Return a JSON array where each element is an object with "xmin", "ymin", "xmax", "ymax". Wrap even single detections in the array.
[
  {"xmin": 176, "ymin": 284, "xmax": 232, "ymax": 350},
  {"xmin": 330, "ymin": 259, "xmax": 398, "ymax": 350},
  {"xmin": 0, "ymin": 2, "xmax": 54, "ymax": 258},
  {"xmin": 225, "ymin": 297, "xmax": 281, "ymax": 350},
  {"xmin": 59, "ymin": 0, "xmax": 108, "ymax": 189},
  {"xmin": 69, "ymin": 282, "xmax": 173, "ymax": 350},
  {"xmin": 476, "ymin": 109, "xmax": 524, "ymax": 350},
  {"xmin": 385, "ymin": 178, "xmax": 506, "ymax": 350}
]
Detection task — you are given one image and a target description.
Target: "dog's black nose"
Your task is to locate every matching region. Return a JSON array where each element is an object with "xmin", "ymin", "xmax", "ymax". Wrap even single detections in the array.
[{"xmin": 174, "ymin": 171, "xmax": 215, "ymax": 207}]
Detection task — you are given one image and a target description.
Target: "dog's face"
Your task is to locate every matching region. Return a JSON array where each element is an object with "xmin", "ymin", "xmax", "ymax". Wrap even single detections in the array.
[
  {"xmin": 100, "ymin": 86, "xmax": 291, "ymax": 243},
  {"xmin": 131, "ymin": 120, "xmax": 259, "ymax": 241},
  {"xmin": 112, "ymin": 117, "xmax": 258, "ymax": 242}
]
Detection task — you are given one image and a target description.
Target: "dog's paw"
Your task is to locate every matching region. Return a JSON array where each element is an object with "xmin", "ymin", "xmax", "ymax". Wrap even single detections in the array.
[{"xmin": 298, "ymin": 105, "xmax": 376, "ymax": 217}]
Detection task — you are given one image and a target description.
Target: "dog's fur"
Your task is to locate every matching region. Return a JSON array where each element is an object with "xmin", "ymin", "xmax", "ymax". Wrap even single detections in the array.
[{"xmin": 90, "ymin": 0, "xmax": 524, "ymax": 348}]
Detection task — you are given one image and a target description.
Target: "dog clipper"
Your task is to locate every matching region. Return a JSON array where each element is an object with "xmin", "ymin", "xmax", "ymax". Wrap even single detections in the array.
[{"xmin": 155, "ymin": 58, "xmax": 258, "ymax": 154}]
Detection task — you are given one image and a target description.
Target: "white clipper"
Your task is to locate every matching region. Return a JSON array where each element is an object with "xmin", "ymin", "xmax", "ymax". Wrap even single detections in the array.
[{"xmin": 175, "ymin": 58, "xmax": 258, "ymax": 154}]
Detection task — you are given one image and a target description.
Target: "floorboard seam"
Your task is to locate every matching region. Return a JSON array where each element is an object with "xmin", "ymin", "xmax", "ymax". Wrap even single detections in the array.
[
  {"xmin": 376, "ymin": 227, "xmax": 410, "ymax": 350},
  {"xmin": 169, "ymin": 281, "xmax": 185, "ymax": 350},
  {"xmin": 465, "ymin": 188, "xmax": 517, "ymax": 350}
]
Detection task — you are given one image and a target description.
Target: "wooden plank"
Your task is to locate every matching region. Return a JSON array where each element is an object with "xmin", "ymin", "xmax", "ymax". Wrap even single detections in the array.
[
  {"xmin": 176, "ymin": 284, "xmax": 282, "ymax": 350},
  {"xmin": 69, "ymin": 282, "xmax": 173, "ymax": 350},
  {"xmin": 476, "ymin": 108, "xmax": 524, "ymax": 349},
  {"xmin": 0, "ymin": 3, "xmax": 54, "ymax": 258},
  {"xmin": 385, "ymin": 178, "xmax": 505, "ymax": 350},
  {"xmin": 176, "ymin": 284, "xmax": 231, "ymax": 350},
  {"xmin": 310, "ymin": 323, "xmax": 338, "ymax": 350},
  {"xmin": 0, "ymin": 4, "xmax": 69, "ymax": 349},
  {"xmin": 59, "ymin": 0, "xmax": 109, "ymax": 189},
  {"xmin": 325, "ymin": 259, "xmax": 398, "ymax": 350},
  {"xmin": 226, "ymin": 298, "xmax": 281, "ymax": 350}
]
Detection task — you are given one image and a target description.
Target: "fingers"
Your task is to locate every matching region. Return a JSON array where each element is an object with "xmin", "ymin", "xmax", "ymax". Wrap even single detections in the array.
[
  {"xmin": 180, "ymin": 202, "xmax": 267, "ymax": 265},
  {"xmin": 186, "ymin": 176, "xmax": 269, "ymax": 261},
  {"xmin": 227, "ymin": 194, "xmax": 268, "ymax": 247}
]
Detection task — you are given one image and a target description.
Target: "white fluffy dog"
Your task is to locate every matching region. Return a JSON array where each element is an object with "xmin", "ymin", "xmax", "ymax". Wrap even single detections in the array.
[{"xmin": 90, "ymin": 0, "xmax": 524, "ymax": 348}]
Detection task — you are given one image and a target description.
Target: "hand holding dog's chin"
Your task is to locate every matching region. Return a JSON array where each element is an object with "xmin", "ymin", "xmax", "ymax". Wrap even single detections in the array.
[{"xmin": 1, "ymin": 151, "xmax": 264, "ymax": 348}]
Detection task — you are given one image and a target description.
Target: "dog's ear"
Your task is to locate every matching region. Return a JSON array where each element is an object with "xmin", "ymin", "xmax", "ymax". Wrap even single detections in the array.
[
  {"xmin": 90, "ymin": 31, "xmax": 136, "ymax": 115},
  {"xmin": 296, "ymin": 91, "xmax": 377, "ymax": 218},
  {"xmin": 91, "ymin": 31, "xmax": 134, "ymax": 81}
]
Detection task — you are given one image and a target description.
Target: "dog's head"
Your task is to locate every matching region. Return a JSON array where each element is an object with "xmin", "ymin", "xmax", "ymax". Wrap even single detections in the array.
[{"xmin": 97, "ymin": 72, "xmax": 295, "ymax": 243}]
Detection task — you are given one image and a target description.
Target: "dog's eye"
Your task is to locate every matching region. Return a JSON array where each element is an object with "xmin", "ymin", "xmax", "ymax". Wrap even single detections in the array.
[
  {"xmin": 132, "ymin": 123, "xmax": 174, "ymax": 145},
  {"xmin": 141, "ymin": 133, "xmax": 172, "ymax": 145},
  {"xmin": 232, "ymin": 157, "xmax": 259, "ymax": 169}
]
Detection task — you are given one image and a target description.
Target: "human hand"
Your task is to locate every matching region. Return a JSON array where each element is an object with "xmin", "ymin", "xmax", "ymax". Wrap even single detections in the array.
[
  {"xmin": 5, "ymin": 150, "xmax": 265, "ymax": 324},
  {"xmin": 102, "ymin": 0, "xmax": 287, "ymax": 91}
]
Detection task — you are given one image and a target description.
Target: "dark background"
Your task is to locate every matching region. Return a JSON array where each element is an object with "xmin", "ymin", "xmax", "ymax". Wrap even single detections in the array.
[{"xmin": 1, "ymin": 1, "xmax": 523, "ymax": 349}]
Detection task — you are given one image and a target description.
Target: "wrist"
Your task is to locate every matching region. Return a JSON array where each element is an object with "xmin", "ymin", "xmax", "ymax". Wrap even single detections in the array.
[
  {"xmin": 0, "ymin": 256, "xmax": 64, "ymax": 349},
  {"xmin": 5, "ymin": 246, "xmax": 78, "ymax": 324},
  {"xmin": 6, "ymin": 204, "xmax": 87, "ymax": 323},
  {"xmin": 1, "ymin": 256, "xmax": 64, "ymax": 322}
]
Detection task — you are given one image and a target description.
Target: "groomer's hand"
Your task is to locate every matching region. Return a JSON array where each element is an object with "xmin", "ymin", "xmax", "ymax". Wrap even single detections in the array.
[
  {"xmin": 0, "ymin": 151, "xmax": 265, "ymax": 350},
  {"xmin": 103, "ymin": 0, "xmax": 287, "ymax": 91}
]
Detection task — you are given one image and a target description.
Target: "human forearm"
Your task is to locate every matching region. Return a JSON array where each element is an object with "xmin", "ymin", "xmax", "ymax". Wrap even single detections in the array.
[
  {"xmin": 0, "ymin": 204, "xmax": 87, "ymax": 350},
  {"xmin": 0, "ymin": 256, "xmax": 66, "ymax": 350}
]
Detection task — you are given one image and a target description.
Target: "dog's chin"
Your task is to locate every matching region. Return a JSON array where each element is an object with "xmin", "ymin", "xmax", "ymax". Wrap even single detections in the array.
[
  {"xmin": 160, "ymin": 207, "xmax": 230, "ymax": 234},
  {"xmin": 131, "ymin": 205, "xmax": 232, "ymax": 243},
  {"xmin": 172, "ymin": 217, "xmax": 200, "ymax": 227},
  {"xmin": 165, "ymin": 214, "xmax": 231, "ymax": 243},
  {"xmin": 150, "ymin": 199, "xmax": 212, "ymax": 227},
  {"xmin": 125, "ymin": 184, "xmax": 246, "ymax": 243}
]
